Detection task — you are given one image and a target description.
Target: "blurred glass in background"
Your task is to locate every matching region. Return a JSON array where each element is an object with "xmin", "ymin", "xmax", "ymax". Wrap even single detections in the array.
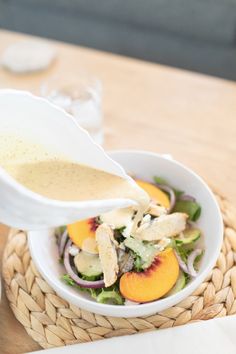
[{"xmin": 41, "ymin": 72, "xmax": 103, "ymax": 145}]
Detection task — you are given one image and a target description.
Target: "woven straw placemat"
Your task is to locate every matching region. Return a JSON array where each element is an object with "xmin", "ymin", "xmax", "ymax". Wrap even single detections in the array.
[{"xmin": 2, "ymin": 190, "xmax": 236, "ymax": 350}]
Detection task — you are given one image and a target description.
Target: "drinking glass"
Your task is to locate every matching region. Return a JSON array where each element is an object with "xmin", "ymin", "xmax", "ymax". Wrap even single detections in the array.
[{"xmin": 41, "ymin": 72, "xmax": 103, "ymax": 145}]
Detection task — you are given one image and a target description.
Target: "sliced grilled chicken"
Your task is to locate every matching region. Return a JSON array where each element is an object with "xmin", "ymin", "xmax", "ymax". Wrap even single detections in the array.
[
  {"xmin": 100, "ymin": 207, "xmax": 135, "ymax": 238},
  {"xmin": 134, "ymin": 212, "xmax": 188, "ymax": 241},
  {"xmin": 95, "ymin": 223, "xmax": 119, "ymax": 287},
  {"xmin": 147, "ymin": 203, "xmax": 168, "ymax": 217}
]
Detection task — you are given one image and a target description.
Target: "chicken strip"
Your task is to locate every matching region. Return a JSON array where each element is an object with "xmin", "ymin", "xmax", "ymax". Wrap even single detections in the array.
[
  {"xmin": 147, "ymin": 203, "xmax": 168, "ymax": 217},
  {"xmin": 95, "ymin": 223, "xmax": 119, "ymax": 287},
  {"xmin": 134, "ymin": 212, "xmax": 188, "ymax": 241}
]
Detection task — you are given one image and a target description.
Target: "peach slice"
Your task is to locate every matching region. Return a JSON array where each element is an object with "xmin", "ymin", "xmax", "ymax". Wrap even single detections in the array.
[
  {"xmin": 119, "ymin": 248, "xmax": 179, "ymax": 302},
  {"xmin": 67, "ymin": 218, "xmax": 98, "ymax": 254},
  {"xmin": 136, "ymin": 179, "xmax": 170, "ymax": 208}
]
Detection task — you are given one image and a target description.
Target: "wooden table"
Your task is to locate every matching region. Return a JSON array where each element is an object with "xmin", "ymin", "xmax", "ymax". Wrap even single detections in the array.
[{"xmin": 0, "ymin": 29, "xmax": 235, "ymax": 354}]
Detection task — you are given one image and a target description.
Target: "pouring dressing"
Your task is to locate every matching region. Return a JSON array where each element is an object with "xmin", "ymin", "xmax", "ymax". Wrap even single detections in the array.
[{"xmin": 0, "ymin": 90, "xmax": 149, "ymax": 229}]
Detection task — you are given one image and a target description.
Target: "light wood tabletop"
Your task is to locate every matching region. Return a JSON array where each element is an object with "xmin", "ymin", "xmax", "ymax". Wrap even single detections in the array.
[{"xmin": 0, "ymin": 29, "xmax": 235, "ymax": 354}]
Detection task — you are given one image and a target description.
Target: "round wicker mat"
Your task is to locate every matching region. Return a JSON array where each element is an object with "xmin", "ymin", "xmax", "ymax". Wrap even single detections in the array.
[{"xmin": 2, "ymin": 190, "xmax": 236, "ymax": 349}]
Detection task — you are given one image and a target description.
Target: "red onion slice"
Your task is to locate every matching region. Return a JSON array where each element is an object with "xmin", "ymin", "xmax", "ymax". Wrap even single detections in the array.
[
  {"xmin": 187, "ymin": 249, "xmax": 202, "ymax": 277},
  {"xmin": 155, "ymin": 183, "xmax": 176, "ymax": 212},
  {"xmin": 179, "ymin": 194, "xmax": 196, "ymax": 202},
  {"xmin": 59, "ymin": 229, "xmax": 69, "ymax": 258},
  {"xmin": 175, "ymin": 249, "xmax": 202, "ymax": 278},
  {"xmin": 174, "ymin": 250, "xmax": 189, "ymax": 273},
  {"xmin": 63, "ymin": 240, "xmax": 105, "ymax": 289},
  {"xmin": 187, "ymin": 220, "xmax": 198, "ymax": 228}
]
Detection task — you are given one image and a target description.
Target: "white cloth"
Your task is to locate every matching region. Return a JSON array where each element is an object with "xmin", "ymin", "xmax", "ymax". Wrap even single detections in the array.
[{"xmin": 29, "ymin": 315, "xmax": 236, "ymax": 354}]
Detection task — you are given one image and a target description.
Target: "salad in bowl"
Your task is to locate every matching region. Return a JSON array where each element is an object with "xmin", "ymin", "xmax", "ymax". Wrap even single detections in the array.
[
  {"xmin": 57, "ymin": 177, "xmax": 203, "ymax": 305},
  {"xmin": 28, "ymin": 151, "xmax": 223, "ymax": 317}
]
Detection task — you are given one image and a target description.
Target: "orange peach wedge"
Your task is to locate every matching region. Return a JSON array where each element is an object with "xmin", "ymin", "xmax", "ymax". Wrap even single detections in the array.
[
  {"xmin": 135, "ymin": 179, "xmax": 170, "ymax": 208},
  {"xmin": 67, "ymin": 218, "xmax": 98, "ymax": 254},
  {"xmin": 119, "ymin": 248, "xmax": 179, "ymax": 302}
]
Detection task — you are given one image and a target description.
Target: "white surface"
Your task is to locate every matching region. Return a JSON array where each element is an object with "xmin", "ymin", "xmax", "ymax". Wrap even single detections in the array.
[
  {"xmin": 0, "ymin": 90, "xmax": 139, "ymax": 230},
  {"xmin": 30, "ymin": 315, "xmax": 236, "ymax": 354},
  {"xmin": 28, "ymin": 150, "xmax": 223, "ymax": 317},
  {"xmin": 1, "ymin": 40, "xmax": 56, "ymax": 73}
]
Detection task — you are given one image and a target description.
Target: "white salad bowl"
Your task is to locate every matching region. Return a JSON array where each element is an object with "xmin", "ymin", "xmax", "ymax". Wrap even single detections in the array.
[{"xmin": 28, "ymin": 150, "xmax": 223, "ymax": 317}]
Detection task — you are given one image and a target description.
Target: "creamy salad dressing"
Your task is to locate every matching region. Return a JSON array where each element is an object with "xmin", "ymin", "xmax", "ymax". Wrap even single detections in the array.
[{"xmin": 0, "ymin": 135, "xmax": 149, "ymax": 225}]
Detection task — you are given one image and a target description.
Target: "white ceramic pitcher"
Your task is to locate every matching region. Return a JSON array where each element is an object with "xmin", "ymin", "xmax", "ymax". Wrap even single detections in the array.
[{"xmin": 0, "ymin": 90, "xmax": 139, "ymax": 230}]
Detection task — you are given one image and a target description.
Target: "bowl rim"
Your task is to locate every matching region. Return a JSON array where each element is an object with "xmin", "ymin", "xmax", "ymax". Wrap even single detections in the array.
[{"xmin": 28, "ymin": 150, "xmax": 224, "ymax": 317}]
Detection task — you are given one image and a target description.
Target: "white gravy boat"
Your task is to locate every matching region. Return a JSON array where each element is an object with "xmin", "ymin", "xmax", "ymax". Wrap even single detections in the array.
[{"xmin": 0, "ymin": 90, "xmax": 138, "ymax": 230}]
